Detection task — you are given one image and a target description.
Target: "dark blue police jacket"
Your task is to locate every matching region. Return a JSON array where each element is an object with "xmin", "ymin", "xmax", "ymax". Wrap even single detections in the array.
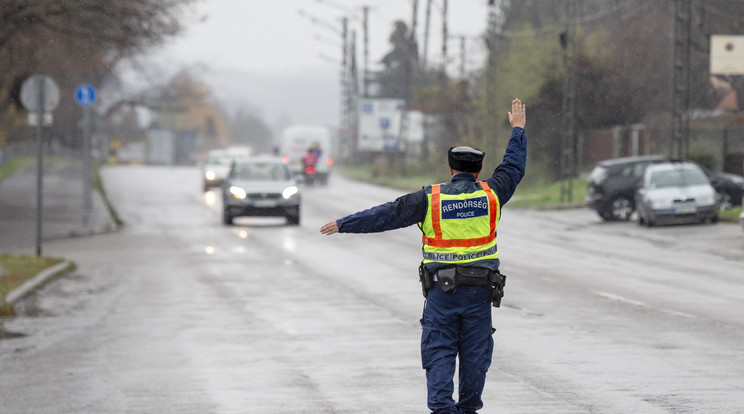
[{"xmin": 336, "ymin": 127, "xmax": 527, "ymax": 273}]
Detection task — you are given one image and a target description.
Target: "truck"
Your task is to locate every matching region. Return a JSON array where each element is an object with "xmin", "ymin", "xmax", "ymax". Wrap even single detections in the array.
[{"xmin": 280, "ymin": 125, "xmax": 334, "ymax": 185}]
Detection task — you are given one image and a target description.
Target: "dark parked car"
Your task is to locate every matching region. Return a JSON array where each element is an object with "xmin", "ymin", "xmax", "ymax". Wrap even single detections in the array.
[
  {"xmin": 586, "ymin": 155, "xmax": 668, "ymax": 221},
  {"xmin": 699, "ymin": 166, "xmax": 744, "ymax": 210}
]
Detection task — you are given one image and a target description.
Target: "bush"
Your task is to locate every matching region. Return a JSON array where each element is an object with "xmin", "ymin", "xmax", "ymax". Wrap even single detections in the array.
[{"xmin": 689, "ymin": 142, "xmax": 717, "ymax": 169}]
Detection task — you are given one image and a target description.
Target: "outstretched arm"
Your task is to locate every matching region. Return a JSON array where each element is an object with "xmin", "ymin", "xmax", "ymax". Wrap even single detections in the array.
[
  {"xmin": 320, "ymin": 220, "xmax": 339, "ymax": 235},
  {"xmin": 319, "ymin": 190, "xmax": 428, "ymax": 235}
]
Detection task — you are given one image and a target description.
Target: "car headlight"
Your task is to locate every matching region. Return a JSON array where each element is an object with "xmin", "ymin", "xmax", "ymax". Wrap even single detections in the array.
[
  {"xmin": 229, "ymin": 186, "xmax": 247, "ymax": 199},
  {"xmin": 698, "ymin": 195, "xmax": 716, "ymax": 206},
  {"xmin": 282, "ymin": 185, "xmax": 298, "ymax": 199},
  {"xmin": 205, "ymin": 170, "xmax": 216, "ymax": 180}
]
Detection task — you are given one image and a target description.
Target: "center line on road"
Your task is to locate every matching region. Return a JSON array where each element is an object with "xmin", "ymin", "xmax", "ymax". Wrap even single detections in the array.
[
  {"xmin": 660, "ymin": 308, "xmax": 696, "ymax": 319},
  {"xmin": 593, "ymin": 291, "xmax": 697, "ymax": 319},
  {"xmin": 593, "ymin": 291, "xmax": 647, "ymax": 307}
]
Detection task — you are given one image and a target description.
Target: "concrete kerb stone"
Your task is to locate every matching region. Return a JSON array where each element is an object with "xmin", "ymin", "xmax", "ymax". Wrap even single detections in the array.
[
  {"xmin": 43, "ymin": 190, "xmax": 119, "ymax": 242},
  {"xmin": 5, "ymin": 261, "xmax": 73, "ymax": 305}
]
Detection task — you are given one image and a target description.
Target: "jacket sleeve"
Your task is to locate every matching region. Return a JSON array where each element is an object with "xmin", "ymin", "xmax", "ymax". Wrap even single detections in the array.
[
  {"xmin": 337, "ymin": 189, "xmax": 428, "ymax": 233},
  {"xmin": 485, "ymin": 127, "xmax": 527, "ymax": 206}
]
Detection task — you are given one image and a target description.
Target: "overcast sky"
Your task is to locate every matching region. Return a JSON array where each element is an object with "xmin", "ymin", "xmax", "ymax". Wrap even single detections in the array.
[{"xmin": 143, "ymin": 0, "xmax": 492, "ymax": 133}]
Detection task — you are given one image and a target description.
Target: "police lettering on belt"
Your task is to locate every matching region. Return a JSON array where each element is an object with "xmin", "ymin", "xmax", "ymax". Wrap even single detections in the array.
[{"xmin": 320, "ymin": 99, "xmax": 527, "ymax": 414}]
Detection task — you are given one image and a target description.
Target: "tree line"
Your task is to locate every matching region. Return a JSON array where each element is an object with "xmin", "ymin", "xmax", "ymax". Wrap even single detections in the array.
[
  {"xmin": 0, "ymin": 0, "xmax": 194, "ymax": 153},
  {"xmin": 375, "ymin": 0, "xmax": 744, "ymax": 177}
]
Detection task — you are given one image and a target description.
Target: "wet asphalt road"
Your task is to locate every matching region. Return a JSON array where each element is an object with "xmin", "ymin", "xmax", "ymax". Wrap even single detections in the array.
[{"xmin": 1, "ymin": 165, "xmax": 743, "ymax": 413}]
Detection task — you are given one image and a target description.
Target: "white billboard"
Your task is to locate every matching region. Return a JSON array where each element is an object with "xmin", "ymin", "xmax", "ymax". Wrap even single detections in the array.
[
  {"xmin": 710, "ymin": 35, "xmax": 744, "ymax": 75},
  {"xmin": 357, "ymin": 98, "xmax": 423, "ymax": 152}
]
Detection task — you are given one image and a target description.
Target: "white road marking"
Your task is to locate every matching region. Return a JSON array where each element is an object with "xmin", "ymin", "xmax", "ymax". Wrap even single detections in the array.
[{"xmin": 593, "ymin": 291, "xmax": 696, "ymax": 319}]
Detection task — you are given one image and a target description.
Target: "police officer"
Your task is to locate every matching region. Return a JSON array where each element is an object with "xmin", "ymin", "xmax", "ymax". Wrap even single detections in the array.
[{"xmin": 319, "ymin": 99, "xmax": 526, "ymax": 414}]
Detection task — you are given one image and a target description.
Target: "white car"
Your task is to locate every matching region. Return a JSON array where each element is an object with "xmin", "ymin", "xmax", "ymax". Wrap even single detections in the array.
[
  {"xmin": 201, "ymin": 149, "xmax": 233, "ymax": 191},
  {"xmin": 222, "ymin": 156, "xmax": 301, "ymax": 225},
  {"xmin": 635, "ymin": 161, "xmax": 718, "ymax": 226}
]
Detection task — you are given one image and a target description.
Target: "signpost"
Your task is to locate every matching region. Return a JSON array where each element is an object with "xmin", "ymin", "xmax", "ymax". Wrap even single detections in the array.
[
  {"xmin": 74, "ymin": 84, "xmax": 96, "ymax": 107},
  {"xmin": 74, "ymin": 84, "xmax": 97, "ymax": 225},
  {"xmin": 710, "ymin": 35, "xmax": 744, "ymax": 75},
  {"xmin": 20, "ymin": 75, "xmax": 59, "ymax": 256},
  {"xmin": 357, "ymin": 98, "xmax": 423, "ymax": 153}
]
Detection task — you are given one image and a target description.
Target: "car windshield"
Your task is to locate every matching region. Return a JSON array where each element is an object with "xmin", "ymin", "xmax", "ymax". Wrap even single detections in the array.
[
  {"xmin": 232, "ymin": 163, "xmax": 290, "ymax": 181},
  {"xmin": 650, "ymin": 167, "xmax": 708, "ymax": 188},
  {"xmin": 206, "ymin": 154, "xmax": 233, "ymax": 165},
  {"xmin": 588, "ymin": 165, "xmax": 608, "ymax": 182}
]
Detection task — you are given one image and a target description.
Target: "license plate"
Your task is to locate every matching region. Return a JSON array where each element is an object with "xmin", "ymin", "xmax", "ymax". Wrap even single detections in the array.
[
  {"xmin": 675, "ymin": 206, "xmax": 696, "ymax": 214},
  {"xmin": 252, "ymin": 200, "xmax": 277, "ymax": 208}
]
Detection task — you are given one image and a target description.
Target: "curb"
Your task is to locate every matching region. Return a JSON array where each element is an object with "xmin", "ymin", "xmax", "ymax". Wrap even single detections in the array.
[
  {"xmin": 43, "ymin": 190, "xmax": 119, "ymax": 242},
  {"xmin": 4, "ymin": 261, "xmax": 73, "ymax": 305}
]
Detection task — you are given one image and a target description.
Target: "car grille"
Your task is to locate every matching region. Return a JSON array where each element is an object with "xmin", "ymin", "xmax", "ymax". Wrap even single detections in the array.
[{"xmin": 248, "ymin": 192, "xmax": 282, "ymax": 200}]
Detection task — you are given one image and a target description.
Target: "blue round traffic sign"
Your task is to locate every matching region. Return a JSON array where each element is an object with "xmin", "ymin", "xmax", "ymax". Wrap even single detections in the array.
[{"xmin": 74, "ymin": 84, "xmax": 96, "ymax": 107}]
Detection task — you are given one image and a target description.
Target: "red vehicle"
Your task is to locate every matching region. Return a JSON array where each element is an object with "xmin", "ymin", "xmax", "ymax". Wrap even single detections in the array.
[
  {"xmin": 280, "ymin": 125, "xmax": 334, "ymax": 185},
  {"xmin": 302, "ymin": 149, "xmax": 318, "ymax": 184}
]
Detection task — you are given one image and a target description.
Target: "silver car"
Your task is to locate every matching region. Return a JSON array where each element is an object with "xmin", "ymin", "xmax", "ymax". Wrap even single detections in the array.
[
  {"xmin": 202, "ymin": 149, "xmax": 233, "ymax": 191},
  {"xmin": 635, "ymin": 161, "xmax": 718, "ymax": 226},
  {"xmin": 222, "ymin": 156, "xmax": 301, "ymax": 225}
]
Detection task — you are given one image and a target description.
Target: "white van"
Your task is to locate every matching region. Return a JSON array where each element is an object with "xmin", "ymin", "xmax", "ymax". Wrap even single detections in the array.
[{"xmin": 280, "ymin": 125, "xmax": 334, "ymax": 185}]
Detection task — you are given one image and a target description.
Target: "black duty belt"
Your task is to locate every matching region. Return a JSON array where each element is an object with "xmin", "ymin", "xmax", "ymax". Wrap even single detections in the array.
[
  {"xmin": 435, "ymin": 266, "xmax": 491, "ymax": 289},
  {"xmin": 419, "ymin": 263, "xmax": 506, "ymax": 307}
]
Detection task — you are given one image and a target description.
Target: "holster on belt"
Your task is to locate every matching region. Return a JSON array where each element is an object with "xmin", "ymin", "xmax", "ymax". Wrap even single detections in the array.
[
  {"xmin": 489, "ymin": 271, "xmax": 507, "ymax": 308},
  {"xmin": 418, "ymin": 262, "xmax": 434, "ymax": 298}
]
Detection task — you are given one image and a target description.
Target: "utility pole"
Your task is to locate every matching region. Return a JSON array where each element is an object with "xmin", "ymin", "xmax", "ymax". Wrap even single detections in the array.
[
  {"xmin": 410, "ymin": 0, "xmax": 419, "ymax": 39},
  {"xmin": 485, "ymin": 0, "xmax": 500, "ymax": 150},
  {"xmin": 441, "ymin": 0, "xmax": 448, "ymax": 76},
  {"xmin": 363, "ymin": 6, "xmax": 369, "ymax": 97},
  {"xmin": 305, "ymin": 3, "xmax": 366, "ymax": 157},
  {"xmin": 439, "ymin": 0, "xmax": 448, "ymax": 102},
  {"xmin": 341, "ymin": 17, "xmax": 349, "ymax": 142},
  {"xmin": 672, "ymin": 0, "xmax": 692, "ymax": 159},
  {"xmin": 422, "ymin": 0, "xmax": 432, "ymax": 68},
  {"xmin": 459, "ymin": 36, "xmax": 466, "ymax": 78},
  {"xmin": 349, "ymin": 29, "xmax": 359, "ymax": 157},
  {"xmin": 559, "ymin": 0, "xmax": 577, "ymax": 204},
  {"xmin": 407, "ymin": 0, "xmax": 419, "ymax": 102}
]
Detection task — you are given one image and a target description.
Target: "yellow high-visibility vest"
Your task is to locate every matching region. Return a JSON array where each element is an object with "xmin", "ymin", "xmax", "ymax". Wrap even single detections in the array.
[{"xmin": 418, "ymin": 181, "xmax": 501, "ymax": 264}]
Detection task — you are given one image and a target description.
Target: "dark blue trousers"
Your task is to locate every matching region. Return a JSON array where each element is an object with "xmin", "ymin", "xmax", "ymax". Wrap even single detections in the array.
[{"xmin": 420, "ymin": 283, "xmax": 494, "ymax": 414}]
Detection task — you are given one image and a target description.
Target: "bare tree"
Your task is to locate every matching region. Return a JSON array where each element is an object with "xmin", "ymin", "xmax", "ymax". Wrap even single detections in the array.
[{"xmin": 0, "ymin": 0, "xmax": 194, "ymax": 148}]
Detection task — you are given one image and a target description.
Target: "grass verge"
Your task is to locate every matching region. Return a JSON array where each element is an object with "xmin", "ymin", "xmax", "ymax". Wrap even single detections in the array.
[
  {"xmin": 509, "ymin": 178, "xmax": 587, "ymax": 208},
  {"xmin": 338, "ymin": 163, "xmax": 587, "ymax": 208},
  {"xmin": 338, "ymin": 163, "xmax": 448, "ymax": 192},
  {"xmin": 0, "ymin": 156, "xmax": 33, "ymax": 181},
  {"xmin": 336, "ymin": 164, "xmax": 742, "ymax": 222},
  {"xmin": 719, "ymin": 206, "xmax": 742, "ymax": 222},
  {"xmin": 92, "ymin": 162, "xmax": 123, "ymax": 226},
  {"xmin": 0, "ymin": 254, "xmax": 69, "ymax": 317}
]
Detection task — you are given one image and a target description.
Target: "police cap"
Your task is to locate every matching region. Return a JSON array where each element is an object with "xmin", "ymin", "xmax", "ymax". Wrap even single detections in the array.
[{"xmin": 448, "ymin": 146, "xmax": 485, "ymax": 173}]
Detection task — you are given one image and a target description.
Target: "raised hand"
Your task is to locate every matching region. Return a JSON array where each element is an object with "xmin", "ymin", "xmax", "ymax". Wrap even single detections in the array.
[{"xmin": 508, "ymin": 99, "xmax": 526, "ymax": 129}]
